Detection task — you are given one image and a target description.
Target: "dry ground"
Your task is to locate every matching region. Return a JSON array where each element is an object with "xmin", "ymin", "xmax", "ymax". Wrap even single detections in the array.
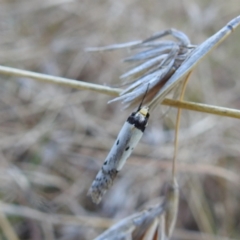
[{"xmin": 0, "ymin": 0, "xmax": 239, "ymax": 239}]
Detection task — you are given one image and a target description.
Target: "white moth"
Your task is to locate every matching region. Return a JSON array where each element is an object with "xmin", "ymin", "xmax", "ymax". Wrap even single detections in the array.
[{"xmin": 88, "ymin": 105, "xmax": 150, "ymax": 204}]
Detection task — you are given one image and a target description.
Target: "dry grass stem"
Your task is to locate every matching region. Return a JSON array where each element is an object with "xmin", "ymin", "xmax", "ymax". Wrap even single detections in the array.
[
  {"xmin": 162, "ymin": 99, "xmax": 240, "ymax": 119},
  {"xmin": 0, "ymin": 65, "xmax": 120, "ymax": 96},
  {"xmin": 0, "ymin": 65, "xmax": 240, "ymax": 119},
  {"xmin": 160, "ymin": 72, "xmax": 192, "ymax": 239},
  {"xmin": 172, "ymin": 71, "xmax": 192, "ymax": 178}
]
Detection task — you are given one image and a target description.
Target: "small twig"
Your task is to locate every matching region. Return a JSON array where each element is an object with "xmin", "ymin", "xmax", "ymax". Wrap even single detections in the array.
[{"xmin": 0, "ymin": 65, "xmax": 240, "ymax": 119}]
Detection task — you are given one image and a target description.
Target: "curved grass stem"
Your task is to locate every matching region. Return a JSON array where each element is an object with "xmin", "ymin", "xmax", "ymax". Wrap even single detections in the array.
[{"xmin": 172, "ymin": 71, "xmax": 192, "ymax": 179}]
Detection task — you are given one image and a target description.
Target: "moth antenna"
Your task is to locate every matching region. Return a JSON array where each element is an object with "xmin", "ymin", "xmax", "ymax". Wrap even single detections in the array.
[{"xmin": 137, "ymin": 83, "xmax": 150, "ymax": 111}]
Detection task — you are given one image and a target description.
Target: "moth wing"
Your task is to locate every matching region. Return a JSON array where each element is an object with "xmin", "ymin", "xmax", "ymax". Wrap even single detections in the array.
[
  {"xmin": 88, "ymin": 121, "xmax": 133, "ymax": 204},
  {"xmin": 117, "ymin": 125, "xmax": 143, "ymax": 171}
]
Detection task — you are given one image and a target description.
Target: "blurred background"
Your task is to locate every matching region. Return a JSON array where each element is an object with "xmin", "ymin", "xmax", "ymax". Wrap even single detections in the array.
[{"xmin": 0, "ymin": 0, "xmax": 239, "ymax": 239}]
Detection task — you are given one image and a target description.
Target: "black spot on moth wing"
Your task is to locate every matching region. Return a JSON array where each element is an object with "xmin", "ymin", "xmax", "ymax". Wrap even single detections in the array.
[
  {"xmin": 125, "ymin": 146, "xmax": 130, "ymax": 151},
  {"xmin": 116, "ymin": 139, "xmax": 120, "ymax": 145}
]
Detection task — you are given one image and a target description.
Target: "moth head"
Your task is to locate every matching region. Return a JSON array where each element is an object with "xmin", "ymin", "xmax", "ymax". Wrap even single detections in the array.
[{"xmin": 139, "ymin": 106, "xmax": 149, "ymax": 118}]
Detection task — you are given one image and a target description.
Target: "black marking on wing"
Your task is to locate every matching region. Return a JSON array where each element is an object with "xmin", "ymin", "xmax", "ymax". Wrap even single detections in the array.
[
  {"xmin": 116, "ymin": 139, "xmax": 120, "ymax": 145},
  {"xmin": 125, "ymin": 146, "xmax": 130, "ymax": 151},
  {"xmin": 227, "ymin": 23, "xmax": 234, "ymax": 31}
]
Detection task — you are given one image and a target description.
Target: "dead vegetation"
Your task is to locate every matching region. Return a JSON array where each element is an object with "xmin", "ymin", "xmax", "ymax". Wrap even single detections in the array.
[{"xmin": 0, "ymin": 0, "xmax": 240, "ymax": 239}]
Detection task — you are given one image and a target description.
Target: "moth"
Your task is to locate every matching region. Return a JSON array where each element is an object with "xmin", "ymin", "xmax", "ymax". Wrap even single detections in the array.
[{"xmin": 88, "ymin": 104, "xmax": 150, "ymax": 204}]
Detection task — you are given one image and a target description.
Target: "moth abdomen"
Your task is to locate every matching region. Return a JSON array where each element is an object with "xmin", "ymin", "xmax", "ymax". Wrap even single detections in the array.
[{"xmin": 88, "ymin": 167, "xmax": 118, "ymax": 204}]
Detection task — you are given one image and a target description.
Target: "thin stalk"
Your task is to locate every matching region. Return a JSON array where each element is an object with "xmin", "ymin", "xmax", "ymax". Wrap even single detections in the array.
[
  {"xmin": 0, "ymin": 65, "xmax": 120, "ymax": 96},
  {"xmin": 172, "ymin": 71, "xmax": 192, "ymax": 179},
  {"xmin": 172, "ymin": 72, "xmax": 192, "ymax": 181},
  {"xmin": 162, "ymin": 99, "xmax": 240, "ymax": 119},
  {"xmin": 0, "ymin": 65, "xmax": 240, "ymax": 119}
]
